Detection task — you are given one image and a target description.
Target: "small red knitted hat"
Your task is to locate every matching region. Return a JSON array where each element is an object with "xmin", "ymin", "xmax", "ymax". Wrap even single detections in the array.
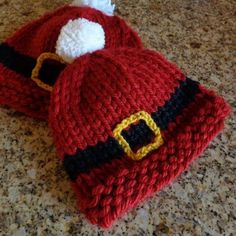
[
  {"xmin": 0, "ymin": 3, "xmax": 142, "ymax": 120},
  {"xmin": 49, "ymin": 48, "xmax": 230, "ymax": 228}
]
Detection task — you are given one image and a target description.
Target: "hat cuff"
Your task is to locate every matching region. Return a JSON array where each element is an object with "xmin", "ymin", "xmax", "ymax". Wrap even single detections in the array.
[{"xmin": 0, "ymin": 64, "xmax": 49, "ymax": 120}]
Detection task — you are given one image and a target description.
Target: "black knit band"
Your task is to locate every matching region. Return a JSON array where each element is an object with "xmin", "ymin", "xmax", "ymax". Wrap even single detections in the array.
[
  {"xmin": 0, "ymin": 43, "xmax": 65, "ymax": 86},
  {"xmin": 64, "ymin": 78, "xmax": 200, "ymax": 181}
]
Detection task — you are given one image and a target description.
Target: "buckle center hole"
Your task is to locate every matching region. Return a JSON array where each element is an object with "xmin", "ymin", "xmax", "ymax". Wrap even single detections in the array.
[
  {"xmin": 121, "ymin": 119, "xmax": 156, "ymax": 153},
  {"xmin": 39, "ymin": 59, "xmax": 66, "ymax": 86}
]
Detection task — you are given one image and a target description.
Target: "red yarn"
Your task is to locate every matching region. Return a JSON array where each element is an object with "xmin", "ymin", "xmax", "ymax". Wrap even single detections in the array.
[
  {"xmin": 50, "ymin": 49, "xmax": 185, "ymax": 156},
  {"xmin": 49, "ymin": 48, "xmax": 230, "ymax": 228},
  {"xmin": 0, "ymin": 5, "xmax": 142, "ymax": 120}
]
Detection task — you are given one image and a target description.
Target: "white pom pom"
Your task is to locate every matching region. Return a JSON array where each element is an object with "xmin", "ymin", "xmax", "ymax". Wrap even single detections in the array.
[
  {"xmin": 71, "ymin": 0, "xmax": 115, "ymax": 16},
  {"xmin": 56, "ymin": 18, "xmax": 105, "ymax": 63}
]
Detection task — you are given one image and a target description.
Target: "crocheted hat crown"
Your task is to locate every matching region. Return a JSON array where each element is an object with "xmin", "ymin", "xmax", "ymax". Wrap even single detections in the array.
[
  {"xmin": 50, "ymin": 48, "xmax": 185, "ymax": 156},
  {"xmin": 0, "ymin": 4, "xmax": 142, "ymax": 120},
  {"xmin": 49, "ymin": 48, "xmax": 230, "ymax": 227}
]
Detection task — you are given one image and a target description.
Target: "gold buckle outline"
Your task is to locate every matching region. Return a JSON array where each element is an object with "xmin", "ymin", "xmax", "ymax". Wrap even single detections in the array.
[
  {"xmin": 113, "ymin": 111, "xmax": 164, "ymax": 161},
  {"xmin": 31, "ymin": 52, "xmax": 66, "ymax": 92}
]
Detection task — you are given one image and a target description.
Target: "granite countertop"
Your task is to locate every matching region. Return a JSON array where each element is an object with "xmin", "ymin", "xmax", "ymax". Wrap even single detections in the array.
[{"xmin": 0, "ymin": 0, "xmax": 235, "ymax": 235}]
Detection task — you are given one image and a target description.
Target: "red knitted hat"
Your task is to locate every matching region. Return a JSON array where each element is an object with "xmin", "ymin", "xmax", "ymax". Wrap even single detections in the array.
[
  {"xmin": 49, "ymin": 48, "xmax": 230, "ymax": 228},
  {"xmin": 0, "ymin": 3, "xmax": 142, "ymax": 120}
]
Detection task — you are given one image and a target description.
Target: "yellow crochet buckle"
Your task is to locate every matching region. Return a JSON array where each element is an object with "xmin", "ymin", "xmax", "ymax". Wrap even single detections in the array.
[
  {"xmin": 31, "ymin": 52, "xmax": 66, "ymax": 92},
  {"xmin": 113, "ymin": 111, "xmax": 164, "ymax": 161}
]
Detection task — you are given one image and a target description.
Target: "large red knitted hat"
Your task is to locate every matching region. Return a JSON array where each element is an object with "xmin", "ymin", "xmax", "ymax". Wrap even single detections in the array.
[
  {"xmin": 49, "ymin": 48, "xmax": 230, "ymax": 228},
  {"xmin": 0, "ymin": 1, "xmax": 142, "ymax": 120}
]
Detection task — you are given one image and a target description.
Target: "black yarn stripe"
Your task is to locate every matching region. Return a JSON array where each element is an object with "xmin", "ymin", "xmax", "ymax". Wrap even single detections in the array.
[
  {"xmin": 0, "ymin": 43, "xmax": 65, "ymax": 86},
  {"xmin": 152, "ymin": 78, "xmax": 199, "ymax": 129},
  {"xmin": 64, "ymin": 78, "xmax": 200, "ymax": 181},
  {"xmin": 0, "ymin": 43, "xmax": 36, "ymax": 78}
]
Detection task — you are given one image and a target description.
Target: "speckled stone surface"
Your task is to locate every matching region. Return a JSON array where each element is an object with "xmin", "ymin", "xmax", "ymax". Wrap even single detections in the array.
[{"xmin": 0, "ymin": 0, "xmax": 235, "ymax": 235}]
